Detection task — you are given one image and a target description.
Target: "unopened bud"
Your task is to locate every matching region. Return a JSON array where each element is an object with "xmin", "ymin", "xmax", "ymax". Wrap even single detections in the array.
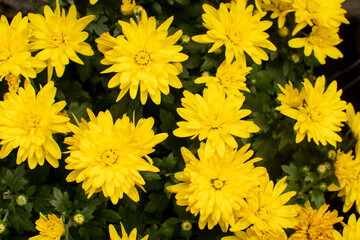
[
  {"xmin": 201, "ymin": 71, "xmax": 210, "ymax": 77},
  {"xmin": 317, "ymin": 164, "xmax": 327, "ymax": 174},
  {"xmin": 300, "ymin": 165, "xmax": 310, "ymax": 173},
  {"xmin": 318, "ymin": 182, "xmax": 327, "ymax": 191},
  {"xmin": 73, "ymin": 213, "xmax": 85, "ymax": 225},
  {"xmin": 133, "ymin": 5, "xmax": 143, "ymax": 15},
  {"xmin": 16, "ymin": 194, "xmax": 27, "ymax": 206},
  {"xmin": 278, "ymin": 27, "xmax": 289, "ymax": 37},
  {"xmin": 327, "ymin": 150, "xmax": 336, "ymax": 161},
  {"xmin": 291, "ymin": 54, "xmax": 300, "ymax": 63},
  {"xmin": 181, "ymin": 35, "xmax": 190, "ymax": 44},
  {"xmin": 181, "ymin": 220, "xmax": 192, "ymax": 231},
  {"xmin": 213, "ymin": 48, "xmax": 222, "ymax": 55}
]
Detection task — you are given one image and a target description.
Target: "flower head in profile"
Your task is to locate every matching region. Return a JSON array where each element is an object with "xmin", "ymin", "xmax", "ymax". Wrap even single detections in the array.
[
  {"xmin": 346, "ymin": 103, "xmax": 360, "ymax": 155},
  {"xmin": 173, "ymin": 85, "xmax": 260, "ymax": 159},
  {"xmin": 289, "ymin": 201, "xmax": 343, "ymax": 240},
  {"xmin": 222, "ymin": 226, "xmax": 288, "ymax": 240},
  {"xmin": 328, "ymin": 150, "xmax": 360, "ymax": 212},
  {"xmin": 109, "ymin": 222, "xmax": 149, "ymax": 240},
  {"xmin": 277, "ymin": 76, "xmax": 347, "ymax": 147},
  {"xmin": 276, "ymin": 81, "xmax": 306, "ymax": 119},
  {"xmin": 231, "ymin": 176, "xmax": 299, "ymax": 237},
  {"xmin": 0, "ymin": 81, "xmax": 69, "ymax": 169},
  {"xmin": 95, "ymin": 32, "xmax": 122, "ymax": 54},
  {"xmin": 193, "ymin": 1, "xmax": 276, "ymax": 64},
  {"xmin": 195, "ymin": 59, "xmax": 251, "ymax": 97},
  {"xmin": 167, "ymin": 143, "xmax": 267, "ymax": 232},
  {"xmin": 28, "ymin": 0, "xmax": 95, "ymax": 80},
  {"xmin": 292, "ymin": 0, "xmax": 349, "ymax": 35},
  {"xmin": 0, "ymin": 12, "xmax": 45, "ymax": 82},
  {"xmin": 100, "ymin": 10, "xmax": 188, "ymax": 105},
  {"xmin": 29, "ymin": 213, "xmax": 64, "ymax": 240},
  {"xmin": 121, "ymin": 0, "xmax": 136, "ymax": 16},
  {"xmin": 263, "ymin": 0, "xmax": 294, "ymax": 28},
  {"xmin": 340, "ymin": 214, "xmax": 360, "ymax": 240},
  {"xmin": 64, "ymin": 109, "xmax": 167, "ymax": 204},
  {"xmin": 289, "ymin": 26, "xmax": 343, "ymax": 64}
]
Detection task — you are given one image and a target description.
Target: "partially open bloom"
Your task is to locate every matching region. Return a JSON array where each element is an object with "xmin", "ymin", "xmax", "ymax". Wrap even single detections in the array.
[
  {"xmin": 28, "ymin": 1, "xmax": 95, "ymax": 80},
  {"xmin": 340, "ymin": 214, "xmax": 360, "ymax": 239},
  {"xmin": 276, "ymin": 81, "xmax": 306, "ymax": 119},
  {"xmin": 328, "ymin": 150, "xmax": 360, "ymax": 212},
  {"xmin": 121, "ymin": 0, "xmax": 136, "ymax": 16},
  {"xmin": 64, "ymin": 109, "xmax": 167, "ymax": 204},
  {"xmin": 231, "ymin": 176, "xmax": 299, "ymax": 237},
  {"xmin": 109, "ymin": 222, "xmax": 149, "ymax": 240},
  {"xmin": 292, "ymin": 0, "xmax": 349, "ymax": 35},
  {"xmin": 5, "ymin": 73, "xmax": 21, "ymax": 93},
  {"xmin": 289, "ymin": 26, "xmax": 343, "ymax": 64},
  {"xmin": 346, "ymin": 103, "xmax": 360, "ymax": 155},
  {"xmin": 289, "ymin": 201, "xmax": 343, "ymax": 240},
  {"xmin": 29, "ymin": 213, "xmax": 65, "ymax": 240},
  {"xmin": 0, "ymin": 81, "xmax": 69, "ymax": 169},
  {"xmin": 95, "ymin": 32, "xmax": 121, "ymax": 54},
  {"xmin": 192, "ymin": 1, "xmax": 276, "ymax": 64},
  {"xmin": 0, "ymin": 12, "xmax": 45, "ymax": 81},
  {"xmin": 194, "ymin": 59, "xmax": 251, "ymax": 97},
  {"xmin": 100, "ymin": 10, "xmax": 188, "ymax": 105},
  {"xmin": 173, "ymin": 85, "xmax": 260, "ymax": 159},
  {"xmin": 277, "ymin": 76, "xmax": 347, "ymax": 147},
  {"xmin": 263, "ymin": 0, "xmax": 294, "ymax": 28},
  {"xmin": 167, "ymin": 143, "xmax": 267, "ymax": 232}
]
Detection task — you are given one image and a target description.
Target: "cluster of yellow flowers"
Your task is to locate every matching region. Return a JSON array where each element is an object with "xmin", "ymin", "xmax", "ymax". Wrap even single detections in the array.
[{"xmin": 1, "ymin": 0, "xmax": 360, "ymax": 239}]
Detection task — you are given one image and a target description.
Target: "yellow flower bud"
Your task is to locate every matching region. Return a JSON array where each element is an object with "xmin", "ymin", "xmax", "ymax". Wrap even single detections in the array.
[
  {"xmin": 327, "ymin": 150, "xmax": 336, "ymax": 160},
  {"xmin": 133, "ymin": 5, "xmax": 143, "ymax": 15},
  {"xmin": 291, "ymin": 53, "xmax": 300, "ymax": 63},
  {"xmin": 181, "ymin": 220, "xmax": 192, "ymax": 231},
  {"xmin": 0, "ymin": 223, "xmax": 5, "ymax": 234},
  {"xmin": 73, "ymin": 213, "xmax": 85, "ymax": 225},
  {"xmin": 16, "ymin": 194, "xmax": 27, "ymax": 206},
  {"xmin": 278, "ymin": 27, "xmax": 289, "ymax": 37},
  {"xmin": 181, "ymin": 35, "xmax": 191, "ymax": 44}
]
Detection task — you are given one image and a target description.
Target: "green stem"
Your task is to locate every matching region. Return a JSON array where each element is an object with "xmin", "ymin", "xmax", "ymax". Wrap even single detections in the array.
[{"xmin": 299, "ymin": 171, "xmax": 333, "ymax": 195}]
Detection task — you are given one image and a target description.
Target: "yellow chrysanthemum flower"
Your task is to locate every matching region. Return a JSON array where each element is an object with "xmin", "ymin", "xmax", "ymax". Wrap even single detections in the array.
[
  {"xmin": 288, "ymin": 26, "xmax": 343, "ymax": 64},
  {"xmin": 109, "ymin": 222, "xmax": 149, "ymax": 240},
  {"xmin": 276, "ymin": 81, "xmax": 306, "ymax": 119},
  {"xmin": 121, "ymin": 0, "xmax": 136, "ymax": 16},
  {"xmin": 346, "ymin": 103, "xmax": 360, "ymax": 155},
  {"xmin": 194, "ymin": 59, "xmax": 251, "ymax": 97},
  {"xmin": 192, "ymin": 1, "xmax": 276, "ymax": 64},
  {"xmin": 328, "ymin": 150, "xmax": 360, "ymax": 212},
  {"xmin": 100, "ymin": 10, "xmax": 188, "ymax": 105},
  {"xmin": 173, "ymin": 85, "xmax": 260, "ymax": 159},
  {"xmin": 289, "ymin": 200, "xmax": 343, "ymax": 240},
  {"xmin": 277, "ymin": 76, "xmax": 347, "ymax": 147},
  {"xmin": 222, "ymin": 226, "xmax": 288, "ymax": 240},
  {"xmin": 263, "ymin": 0, "xmax": 294, "ymax": 28},
  {"xmin": 95, "ymin": 32, "xmax": 123, "ymax": 55},
  {"xmin": 231, "ymin": 176, "xmax": 299, "ymax": 237},
  {"xmin": 5, "ymin": 73, "xmax": 21, "ymax": 93},
  {"xmin": 167, "ymin": 143, "xmax": 267, "ymax": 232},
  {"xmin": 29, "ymin": 213, "xmax": 65, "ymax": 240},
  {"xmin": 90, "ymin": 0, "xmax": 98, "ymax": 5},
  {"xmin": 340, "ymin": 214, "xmax": 360, "ymax": 240},
  {"xmin": 64, "ymin": 109, "xmax": 167, "ymax": 204},
  {"xmin": 0, "ymin": 12, "xmax": 46, "ymax": 81},
  {"xmin": 0, "ymin": 81, "xmax": 69, "ymax": 169},
  {"xmin": 28, "ymin": 0, "xmax": 95, "ymax": 80},
  {"xmin": 292, "ymin": 0, "xmax": 349, "ymax": 35}
]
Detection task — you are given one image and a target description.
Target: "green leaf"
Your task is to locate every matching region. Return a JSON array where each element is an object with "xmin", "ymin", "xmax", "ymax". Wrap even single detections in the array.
[
  {"xmin": 200, "ymin": 54, "xmax": 219, "ymax": 72},
  {"xmin": 152, "ymin": 2, "xmax": 162, "ymax": 14},
  {"xmin": 159, "ymin": 218, "xmax": 181, "ymax": 237},
  {"xmin": 281, "ymin": 163, "xmax": 299, "ymax": 181},
  {"xmin": 278, "ymin": 127, "xmax": 295, "ymax": 150},
  {"xmin": 253, "ymin": 134, "xmax": 278, "ymax": 160},
  {"xmin": 68, "ymin": 102, "xmax": 92, "ymax": 124},
  {"xmin": 96, "ymin": 208, "xmax": 121, "ymax": 222},
  {"xmin": 144, "ymin": 192, "xmax": 170, "ymax": 213},
  {"xmin": 9, "ymin": 208, "xmax": 34, "ymax": 232},
  {"xmin": 50, "ymin": 188, "xmax": 72, "ymax": 213},
  {"xmin": 5, "ymin": 165, "xmax": 28, "ymax": 192},
  {"xmin": 79, "ymin": 223, "xmax": 105, "ymax": 240},
  {"xmin": 142, "ymin": 172, "xmax": 161, "ymax": 181},
  {"xmin": 310, "ymin": 188, "xmax": 325, "ymax": 209}
]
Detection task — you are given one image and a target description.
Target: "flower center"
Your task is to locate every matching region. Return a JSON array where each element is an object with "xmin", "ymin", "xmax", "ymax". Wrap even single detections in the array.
[
  {"xmin": 211, "ymin": 177, "xmax": 225, "ymax": 190},
  {"xmin": 23, "ymin": 113, "xmax": 41, "ymax": 132},
  {"xmin": 100, "ymin": 148, "xmax": 118, "ymax": 165},
  {"xmin": 134, "ymin": 50, "xmax": 152, "ymax": 66},
  {"xmin": 50, "ymin": 29, "xmax": 66, "ymax": 47},
  {"xmin": 305, "ymin": 105, "xmax": 321, "ymax": 121},
  {"xmin": 227, "ymin": 30, "xmax": 243, "ymax": 44}
]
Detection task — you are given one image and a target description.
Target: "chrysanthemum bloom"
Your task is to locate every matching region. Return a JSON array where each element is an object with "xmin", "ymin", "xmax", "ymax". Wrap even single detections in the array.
[
  {"xmin": 289, "ymin": 201, "xmax": 343, "ymax": 240},
  {"xmin": 277, "ymin": 76, "xmax": 347, "ymax": 147},
  {"xmin": 288, "ymin": 26, "xmax": 343, "ymax": 64},
  {"xmin": 28, "ymin": 0, "xmax": 95, "ymax": 80},
  {"xmin": 0, "ymin": 12, "xmax": 46, "ymax": 82},
  {"xmin": 0, "ymin": 81, "xmax": 69, "ymax": 169},
  {"xmin": 95, "ymin": 32, "xmax": 123, "ymax": 54},
  {"xmin": 29, "ymin": 213, "xmax": 65, "ymax": 240},
  {"xmin": 222, "ymin": 226, "xmax": 288, "ymax": 240},
  {"xmin": 121, "ymin": 0, "xmax": 136, "ymax": 16},
  {"xmin": 167, "ymin": 143, "xmax": 267, "ymax": 232},
  {"xmin": 340, "ymin": 214, "xmax": 360, "ymax": 239},
  {"xmin": 109, "ymin": 222, "xmax": 149, "ymax": 240},
  {"xmin": 64, "ymin": 109, "xmax": 167, "ymax": 204},
  {"xmin": 276, "ymin": 81, "xmax": 306, "ymax": 119},
  {"xmin": 346, "ymin": 103, "xmax": 360, "ymax": 155},
  {"xmin": 292, "ymin": 0, "xmax": 349, "ymax": 35},
  {"xmin": 173, "ymin": 85, "xmax": 260, "ymax": 159},
  {"xmin": 263, "ymin": 0, "xmax": 294, "ymax": 28},
  {"xmin": 100, "ymin": 10, "xmax": 188, "ymax": 105},
  {"xmin": 192, "ymin": 1, "xmax": 276, "ymax": 64},
  {"xmin": 231, "ymin": 176, "xmax": 299, "ymax": 237},
  {"xmin": 194, "ymin": 60, "xmax": 251, "ymax": 97},
  {"xmin": 328, "ymin": 150, "xmax": 360, "ymax": 212}
]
